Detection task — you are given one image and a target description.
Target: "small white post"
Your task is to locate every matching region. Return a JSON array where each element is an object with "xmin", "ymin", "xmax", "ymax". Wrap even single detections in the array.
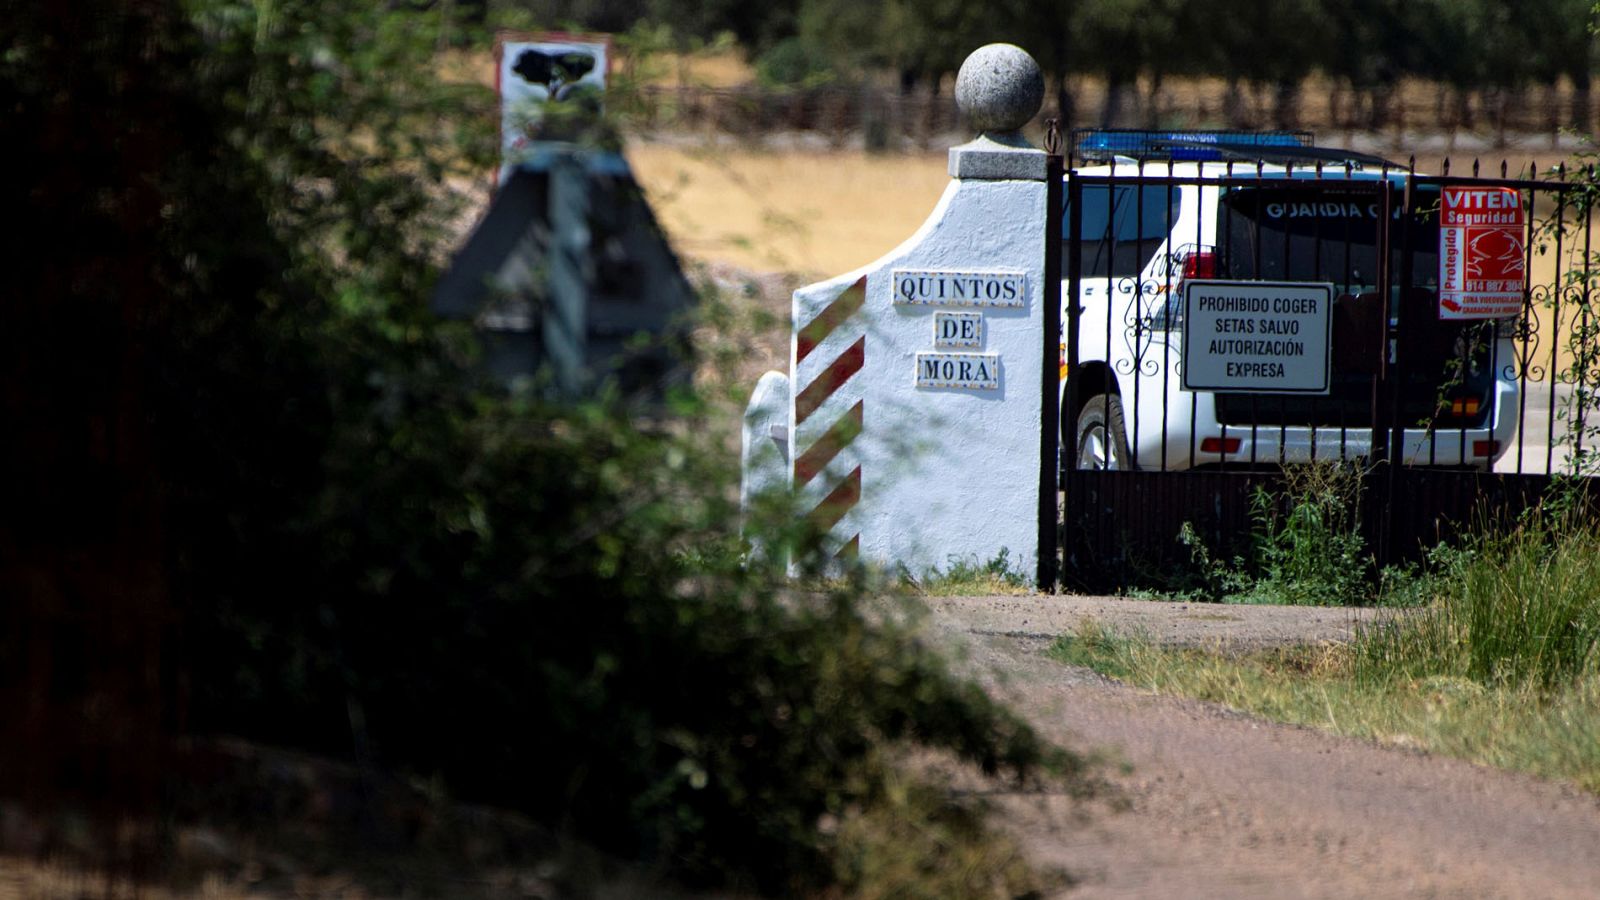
[{"xmin": 741, "ymin": 369, "xmax": 792, "ymax": 535}]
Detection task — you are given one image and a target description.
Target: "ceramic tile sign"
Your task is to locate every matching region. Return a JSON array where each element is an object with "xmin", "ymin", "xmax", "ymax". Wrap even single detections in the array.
[
  {"xmin": 915, "ymin": 352, "xmax": 1001, "ymax": 389},
  {"xmin": 933, "ymin": 312, "xmax": 984, "ymax": 348},
  {"xmin": 496, "ymin": 31, "xmax": 611, "ymax": 182},
  {"xmin": 896, "ymin": 271, "xmax": 1022, "ymax": 391},
  {"xmin": 1181, "ymin": 280, "xmax": 1332, "ymax": 394},
  {"xmin": 1439, "ymin": 186, "xmax": 1526, "ymax": 320},
  {"xmin": 924, "ymin": 313, "xmax": 991, "ymax": 387},
  {"xmin": 893, "ymin": 269, "xmax": 1027, "ymax": 308}
]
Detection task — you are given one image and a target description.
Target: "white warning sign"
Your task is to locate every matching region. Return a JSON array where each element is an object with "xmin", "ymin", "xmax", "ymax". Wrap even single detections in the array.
[
  {"xmin": 1439, "ymin": 186, "xmax": 1525, "ymax": 320},
  {"xmin": 1182, "ymin": 280, "xmax": 1332, "ymax": 394},
  {"xmin": 497, "ymin": 32, "xmax": 611, "ymax": 184}
]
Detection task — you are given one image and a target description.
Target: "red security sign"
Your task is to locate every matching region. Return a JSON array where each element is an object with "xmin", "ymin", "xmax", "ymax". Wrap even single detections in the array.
[{"xmin": 1439, "ymin": 186, "xmax": 1525, "ymax": 319}]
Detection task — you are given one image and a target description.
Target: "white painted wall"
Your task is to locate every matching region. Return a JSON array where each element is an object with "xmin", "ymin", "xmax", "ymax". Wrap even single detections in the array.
[{"xmin": 788, "ymin": 166, "xmax": 1046, "ymax": 577}]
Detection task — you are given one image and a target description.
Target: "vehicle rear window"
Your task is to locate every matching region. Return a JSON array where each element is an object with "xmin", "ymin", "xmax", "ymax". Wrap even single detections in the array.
[
  {"xmin": 1215, "ymin": 185, "xmax": 1440, "ymax": 293},
  {"xmin": 1065, "ymin": 184, "xmax": 1182, "ymax": 279}
]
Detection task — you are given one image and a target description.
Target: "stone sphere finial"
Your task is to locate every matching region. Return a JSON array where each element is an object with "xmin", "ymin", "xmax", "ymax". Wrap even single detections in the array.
[{"xmin": 954, "ymin": 44, "xmax": 1044, "ymax": 135}]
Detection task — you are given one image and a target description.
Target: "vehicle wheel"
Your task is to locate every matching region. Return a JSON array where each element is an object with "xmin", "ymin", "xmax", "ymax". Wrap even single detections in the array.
[{"xmin": 1075, "ymin": 394, "xmax": 1132, "ymax": 471}]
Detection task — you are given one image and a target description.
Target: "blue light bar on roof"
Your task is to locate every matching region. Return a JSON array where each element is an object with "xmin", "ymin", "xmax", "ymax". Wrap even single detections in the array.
[{"xmin": 1072, "ymin": 129, "xmax": 1314, "ymax": 162}]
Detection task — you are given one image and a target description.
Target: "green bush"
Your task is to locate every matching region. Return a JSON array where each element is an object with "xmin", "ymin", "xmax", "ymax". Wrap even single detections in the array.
[
  {"xmin": 6, "ymin": 1, "xmax": 1084, "ymax": 891},
  {"xmin": 1174, "ymin": 462, "xmax": 1373, "ymax": 606},
  {"xmin": 1240, "ymin": 462, "xmax": 1372, "ymax": 606},
  {"xmin": 755, "ymin": 37, "xmax": 840, "ymax": 87},
  {"xmin": 178, "ymin": 293, "xmax": 1077, "ymax": 890}
]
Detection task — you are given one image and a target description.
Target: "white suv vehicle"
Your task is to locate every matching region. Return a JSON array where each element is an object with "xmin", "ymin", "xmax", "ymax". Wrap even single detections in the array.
[{"xmin": 1060, "ymin": 132, "xmax": 1520, "ymax": 472}]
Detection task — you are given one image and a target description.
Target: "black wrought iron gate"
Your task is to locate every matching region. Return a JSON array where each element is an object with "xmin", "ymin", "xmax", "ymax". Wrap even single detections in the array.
[{"xmin": 1042, "ymin": 144, "xmax": 1600, "ymax": 593}]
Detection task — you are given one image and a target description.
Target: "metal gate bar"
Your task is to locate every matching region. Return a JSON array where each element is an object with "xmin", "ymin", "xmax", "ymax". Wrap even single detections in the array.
[{"xmin": 1056, "ymin": 157, "xmax": 1600, "ymax": 591}]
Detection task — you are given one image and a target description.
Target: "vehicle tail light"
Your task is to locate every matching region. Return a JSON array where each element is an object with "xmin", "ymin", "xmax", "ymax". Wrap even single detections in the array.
[
  {"xmin": 1200, "ymin": 436, "xmax": 1241, "ymax": 454},
  {"xmin": 1450, "ymin": 397, "xmax": 1481, "ymax": 417},
  {"xmin": 1472, "ymin": 440, "xmax": 1500, "ymax": 457},
  {"xmin": 1182, "ymin": 250, "xmax": 1217, "ymax": 280}
]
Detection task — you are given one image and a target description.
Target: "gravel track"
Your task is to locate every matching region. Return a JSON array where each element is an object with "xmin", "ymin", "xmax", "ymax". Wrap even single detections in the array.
[{"xmin": 924, "ymin": 594, "xmax": 1600, "ymax": 899}]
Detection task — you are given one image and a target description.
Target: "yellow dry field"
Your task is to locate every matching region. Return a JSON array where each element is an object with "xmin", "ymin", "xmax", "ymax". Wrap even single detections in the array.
[
  {"xmin": 626, "ymin": 143, "xmax": 952, "ymax": 278},
  {"xmin": 436, "ymin": 46, "xmax": 753, "ymax": 90},
  {"xmin": 643, "ymin": 50, "xmax": 752, "ymax": 88}
]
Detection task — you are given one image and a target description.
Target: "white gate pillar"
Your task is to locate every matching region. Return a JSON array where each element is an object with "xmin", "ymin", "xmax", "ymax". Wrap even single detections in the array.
[{"xmin": 775, "ymin": 44, "xmax": 1050, "ymax": 577}]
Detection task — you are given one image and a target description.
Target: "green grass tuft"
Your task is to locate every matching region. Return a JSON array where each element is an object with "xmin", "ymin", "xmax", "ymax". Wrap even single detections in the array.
[
  {"xmin": 911, "ymin": 548, "xmax": 1034, "ymax": 597},
  {"xmin": 1352, "ymin": 511, "xmax": 1600, "ymax": 690}
]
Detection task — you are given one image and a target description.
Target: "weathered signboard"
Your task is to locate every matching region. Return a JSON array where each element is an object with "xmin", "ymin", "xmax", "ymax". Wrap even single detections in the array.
[
  {"xmin": 497, "ymin": 31, "xmax": 611, "ymax": 183},
  {"xmin": 1181, "ymin": 280, "xmax": 1332, "ymax": 394},
  {"xmin": 1438, "ymin": 186, "xmax": 1525, "ymax": 320}
]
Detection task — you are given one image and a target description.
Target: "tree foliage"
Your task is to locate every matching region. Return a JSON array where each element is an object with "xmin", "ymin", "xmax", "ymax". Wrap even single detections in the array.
[
  {"xmin": 5, "ymin": 0, "xmax": 1078, "ymax": 891},
  {"xmin": 580, "ymin": 0, "xmax": 1596, "ymax": 128}
]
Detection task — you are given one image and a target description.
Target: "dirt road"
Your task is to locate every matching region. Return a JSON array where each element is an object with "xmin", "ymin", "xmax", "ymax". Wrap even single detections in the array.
[{"xmin": 923, "ymin": 595, "xmax": 1600, "ymax": 899}]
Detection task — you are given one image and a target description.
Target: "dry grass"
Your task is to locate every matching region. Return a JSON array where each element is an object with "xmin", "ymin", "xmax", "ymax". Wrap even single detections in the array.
[
  {"xmin": 435, "ymin": 47, "xmax": 754, "ymax": 90},
  {"xmin": 647, "ymin": 50, "xmax": 753, "ymax": 88},
  {"xmin": 626, "ymin": 142, "xmax": 950, "ymax": 277},
  {"xmin": 435, "ymin": 47, "xmax": 497, "ymax": 90}
]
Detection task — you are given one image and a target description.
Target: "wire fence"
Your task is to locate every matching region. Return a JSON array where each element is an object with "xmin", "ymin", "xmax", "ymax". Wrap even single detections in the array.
[{"xmin": 621, "ymin": 81, "xmax": 1596, "ymax": 146}]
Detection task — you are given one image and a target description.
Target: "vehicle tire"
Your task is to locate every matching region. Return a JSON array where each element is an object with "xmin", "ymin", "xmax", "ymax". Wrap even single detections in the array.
[{"xmin": 1075, "ymin": 394, "xmax": 1132, "ymax": 471}]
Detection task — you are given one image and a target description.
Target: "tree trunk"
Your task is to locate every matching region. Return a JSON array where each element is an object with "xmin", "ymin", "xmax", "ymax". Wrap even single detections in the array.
[
  {"xmin": 1573, "ymin": 73, "xmax": 1592, "ymax": 134},
  {"xmin": 1143, "ymin": 72, "xmax": 1164, "ymax": 128},
  {"xmin": 1094, "ymin": 70, "xmax": 1132, "ymax": 127},
  {"xmin": 1057, "ymin": 74, "xmax": 1076, "ymax": 137},
  {"xmin": 1273, "ymin": 79, "xmax": 1302, "ymax": 130},
  {"xmin": 1102, "ymin": 72, "xmax": 1129, "ymax": 127},
  {"xmin": 1223, "ymin": 77, "xmax": 1246, "ymax": 129},
  {"xmin": 1544, "ymin": 83, "xmax": 1562, "ymax": 148},
  {"xmin": 1455, "ymin": 87, "xmax": 1474, "ymax": 131},
  {"xmin": 1366, "ymin": 84, "xmax": 1392, "ymax": 131},
  {"xmin": 1491, "ymin": 87, "xmax": 1510, "ymax": 149}
]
